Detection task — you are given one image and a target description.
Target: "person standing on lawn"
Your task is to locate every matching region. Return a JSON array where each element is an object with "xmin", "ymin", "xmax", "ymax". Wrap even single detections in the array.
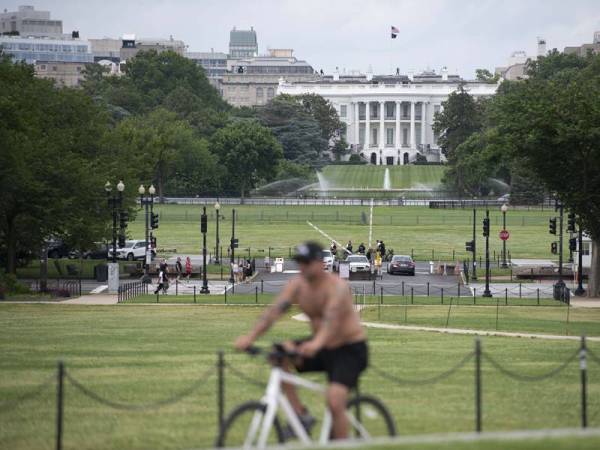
[{"xmin": 185, "ymin": 256, "xmax": 192, "ymax": 280}]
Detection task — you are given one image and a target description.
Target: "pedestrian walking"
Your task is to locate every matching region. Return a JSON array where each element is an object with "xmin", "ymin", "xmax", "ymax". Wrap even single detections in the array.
[
  {"xmin": 185, "ymin": 256, "xmax": 192, "ymax": 280},
  {"xmin": 346, "ymin": 240, "xmax": 353, "ymax": 255},
  {"xmin": 379, "ymin": 241, "xmax": 386, "ymax": 260},
  {"xmin": 374, "ymin": 251, "xmax": 382, "ymax": 277},
  {"xmin": 175, "ymin": 257, "xmax": 183, "ymax": 280},
  {"xmin": 358, "ymin": 243, "xmax": 366, "ymax": 254},
  {"xmin": 154, "ymin": 269, "xmax": 166, "ymax": 295}
]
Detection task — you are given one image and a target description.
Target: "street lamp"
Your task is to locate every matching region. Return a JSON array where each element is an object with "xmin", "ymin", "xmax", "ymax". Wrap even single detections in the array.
[
  {"xmin": 200, "ymin": 206, "xmax": 210, "ymax": 294},
  {"xmin": 214, "ymin": 201, "xmax": 221, "ymax": 264},
  {"xmin": 105, "ymin": 180, "xmax": 125, "ymax": 263},
  {"xmin": 482, "ymin": 209, "xmax": 492, "ymax": 298},
  {"xmin": 501, "ymin": 203, "xmax": 508, "ymax": 268},
  {"xmin": 139, "ymin": 184, "xmax": 155, "ymax": 283}
]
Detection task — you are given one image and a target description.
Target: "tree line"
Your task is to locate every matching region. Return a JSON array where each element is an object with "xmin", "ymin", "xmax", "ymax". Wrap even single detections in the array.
[
  {"xmin": 433, "ymin": 51, "xmax": 600, "ymax": 296},
  {"xmin": 0, "ymin": 50, "xmax": 346, "ymax": 274}
]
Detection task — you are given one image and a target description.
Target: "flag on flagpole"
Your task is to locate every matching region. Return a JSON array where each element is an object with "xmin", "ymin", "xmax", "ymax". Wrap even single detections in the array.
[{"xmin": 391, "ymin": 25, "xmax": 399, "ymax": 39}]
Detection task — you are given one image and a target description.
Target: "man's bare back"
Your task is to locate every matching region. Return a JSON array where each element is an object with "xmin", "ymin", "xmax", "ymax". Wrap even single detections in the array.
[{"xmin": 288, "ymin": 272, "xmax": 365, "ymax": 349}]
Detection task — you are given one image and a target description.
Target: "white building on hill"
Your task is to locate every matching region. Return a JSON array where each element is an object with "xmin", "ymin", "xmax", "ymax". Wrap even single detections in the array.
[{"xmin": 278, "ymin": 70, "xmax": 498, "ymax": 165}]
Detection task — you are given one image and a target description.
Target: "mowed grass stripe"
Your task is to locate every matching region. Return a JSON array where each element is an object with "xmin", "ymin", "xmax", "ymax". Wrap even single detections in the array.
[{"xmin": 321, "ymin": 165, "xmax": 446, "ymax": 189}]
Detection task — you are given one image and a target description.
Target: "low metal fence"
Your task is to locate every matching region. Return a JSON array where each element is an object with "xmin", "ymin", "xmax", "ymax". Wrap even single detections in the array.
[
  {"xmin": 117, "ymin": 281, "xmax": 148, "ymax": 303},
  {"xmin": 2, "ymin": 337, "xmax": 597, "ymax": 450}
]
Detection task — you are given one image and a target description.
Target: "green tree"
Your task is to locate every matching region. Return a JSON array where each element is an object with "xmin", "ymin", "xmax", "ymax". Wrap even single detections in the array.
[
  {"xmin": 432, "ymin": 85, "xmax": 486, "ymax": 160},
  {"xmin": 296, "ymin": 93, "xmax": 344, "ymax": 141},
  {"xmin": 491, "ymin": 51, "xmax": 600, "ymax": 296},
  {"xmin": 258, "ymin": 95, "xmax": 327, "ymax": 165},
  {"xmin": 108, "ymin": 108, "xmax": 213, "ymax": 202},
  {"xmin": 0, "ymin": 57, "xmax": 132, "ymax": 274},
  {"xmin": 475, "ymin": 68, "xmax": 500, "ymax": 84},
  {"xmin": 210, "ymin": 121, "xmax": 283, "ymax": 200}
]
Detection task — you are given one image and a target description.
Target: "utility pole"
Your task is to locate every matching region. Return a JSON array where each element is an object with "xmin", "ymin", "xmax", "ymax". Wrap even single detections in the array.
[
  {"xmin": 482, "ymin": 209, "xmax": 492, "ymax": 297},
  {"xmin": 472, "ymin": 208, "xmax": 477, "ymax": 280}
]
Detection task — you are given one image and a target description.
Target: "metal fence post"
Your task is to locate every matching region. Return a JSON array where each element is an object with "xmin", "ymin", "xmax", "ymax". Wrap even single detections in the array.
[
  {"xmin": 402, "ymin": 281, "xmax": 405, "ymax": 296},
  {"xmin": 224, "ymin": 287, "xmax": 227, "ymax": 304},
  {"xmin": 427, "ymin": 282, "xmax": 430, "ymax": 296},
  {"xmin": 580, "ymin": 336, "xmax": 588, "ymax": 428},
  {"xmin": 217, "ymin": 351, "xmax": 225, "ymax": 433},
  {"xmin": 372, "ymin": 279, "xmax": 376, "ymax": 295},
  {"xmin": 474, "ymin": 287, "xmax": 477, "ymax": 305},
  {"xmin": 411, "ymin": 287, "xmax": 414, "ymax": 305},
  {"xmin": 475, "ymin": 338, "xmax": 482, "ymax": 433},
  {"xmin": 458, "ymin": 283, "xmax": 461, "ymax": 298},
  {"xmin": 255, "ymin": 286, "xmax": 258, "ymax": 304},
  {"xmin": 441, "ymin": 287, "xmax": 444, "ymax": 305},
  {"xmin": 519, "ymin": 283, "xmax": 522, "ymax": 298},
  {"xmin": 261, "ymin": 279, "xmax": 264, "ymax": 294},
  {"xmin": 380, "ymin": 286, "xmax": 383, "ymax": 305},
  {"xmin": 537, "ymin": 288, "xmax": 540, "ymax": 306},
  {"xmin": 194, "ymin": 285, "xmax": 197, "ymax": 303},
  {"xmin": 56, "ymin": 360, "xmax": 64, "ymax": 450},
  {"xmin": 505, "ymin": 288, "xmax": 508, "ymax": 306}
]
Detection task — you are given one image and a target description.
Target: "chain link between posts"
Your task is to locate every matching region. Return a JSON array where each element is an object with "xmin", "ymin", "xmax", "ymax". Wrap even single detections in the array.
[{"xmin": 65, "ymin": 366, "xmax": 215, "ymax": 411}]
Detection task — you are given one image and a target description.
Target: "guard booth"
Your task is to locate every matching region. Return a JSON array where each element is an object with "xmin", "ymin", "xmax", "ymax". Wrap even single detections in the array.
[{"xmin": 271, "ymin": 257, "xmax": 284, "ymax": 273}]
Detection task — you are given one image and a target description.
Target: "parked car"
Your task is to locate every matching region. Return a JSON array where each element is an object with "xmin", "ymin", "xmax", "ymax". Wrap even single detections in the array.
[
  {"xmin": 322, "ymin": 249, "xmax": 334, "ymax": 271},
  {"xmin": 70, "ymin": 243, "xmax": 109, "ymax": 260},
  {"xmin": 47, "ymin": 239, "xmax": 71, "ymax": 259},
  {"xmin": 108, "ymin": 240, "xmax": 155, "ymax": 261},
  {"xmin": 387, "ymin": 255, "xmax": 416, "ymax": 276},
  {"xmin": 346, "ymin": 255, "xmax": 371, "ymax": 273}
]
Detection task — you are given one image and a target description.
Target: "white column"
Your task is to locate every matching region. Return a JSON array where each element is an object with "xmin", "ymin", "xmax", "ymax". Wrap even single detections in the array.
[
  {"xmin": 395, "ymin": 101, "xmax": 400, "ymax": 160},
  {"xmin": 379, "ymin": 102, "xmax": 385, "ymax": 151},
  {"xmin": 410, "ymin": 101, "xmax": 416, "ymax": 149},
  {"xmin": 365, "ymin": 101, "xmax": 370, "ymax": 153},
  {"xmin": 354, "ymin": 102, "xmax": 360, "ymax": 150},
  {"xmin": 420, "ymin": 102, "xmax": 426, "ymax": 148}
]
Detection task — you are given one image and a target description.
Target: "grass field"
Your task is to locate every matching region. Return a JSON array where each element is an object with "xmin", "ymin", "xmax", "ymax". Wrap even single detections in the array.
[
  {"xmin": 123, "ymin": 205, "xmax": 556, "ymax": 261},
  {"xmin": 1, "ymin": 304, "xmax": 600, "ymax": 450},
  {"xmin": 321, "ymin": 166, "xmax": 446, "ymax": 190}
]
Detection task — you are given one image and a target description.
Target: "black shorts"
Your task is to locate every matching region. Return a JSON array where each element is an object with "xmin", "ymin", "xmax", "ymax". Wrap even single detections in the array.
[{"xmin": 294, "ymin": 339, "xmax": 368, "ymax": 389}]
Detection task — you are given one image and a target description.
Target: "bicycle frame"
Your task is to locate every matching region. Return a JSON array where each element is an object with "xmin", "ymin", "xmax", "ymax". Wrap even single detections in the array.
[{"xmin": 245, "ymin": 366, "xmax": 371, "ymax": 449}]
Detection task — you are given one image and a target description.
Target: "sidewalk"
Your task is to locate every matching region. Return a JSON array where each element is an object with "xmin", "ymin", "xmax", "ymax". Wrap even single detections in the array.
[{"xmin": 62, "ymin": 295, "xmax": 118, "ymax": 305}]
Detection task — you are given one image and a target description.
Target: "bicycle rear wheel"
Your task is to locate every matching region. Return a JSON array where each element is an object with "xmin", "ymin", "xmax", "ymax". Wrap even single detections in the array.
[
  {"xmin": 215, "ymin": 401, "xmax": 284, "ymax": 448},
  {"xmin": 347, "ymin": 394, "xmax": 396, "ymax": 439}
]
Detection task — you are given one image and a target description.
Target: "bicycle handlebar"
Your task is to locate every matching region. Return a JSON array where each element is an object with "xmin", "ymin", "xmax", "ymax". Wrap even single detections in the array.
[{"xmin": 244, "ymin": 343, "xmax": 300, "ymax": 360}]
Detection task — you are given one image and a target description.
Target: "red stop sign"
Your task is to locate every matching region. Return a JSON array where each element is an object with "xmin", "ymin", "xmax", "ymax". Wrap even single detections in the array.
[{"xmin": 499, "ymin": 230, "xmax": 510, "ymax": 241}]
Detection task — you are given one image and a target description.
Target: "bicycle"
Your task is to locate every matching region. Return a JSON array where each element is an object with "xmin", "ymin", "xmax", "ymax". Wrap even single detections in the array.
[{"xmin": 215, "ymin": 344, "xmax": 396, "ymax": 448}]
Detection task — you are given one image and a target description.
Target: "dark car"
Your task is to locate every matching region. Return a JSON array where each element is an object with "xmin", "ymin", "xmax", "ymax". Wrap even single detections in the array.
[
  {"xmin": 387, "ymin": 255, "xmax": 415, "ymax": 276},
  {"xmin": 47, "ymin": 239, "xmax": 71, "ymax": 259},
  {"xmin": 70, "ymin": 243, "xmax": 109, "ymax": 260}
]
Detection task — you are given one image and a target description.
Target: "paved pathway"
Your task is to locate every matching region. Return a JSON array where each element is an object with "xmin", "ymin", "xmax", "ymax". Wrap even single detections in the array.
[{"xmin": 62, "ymin": 295, "xmax": 118, "ymax": 305}]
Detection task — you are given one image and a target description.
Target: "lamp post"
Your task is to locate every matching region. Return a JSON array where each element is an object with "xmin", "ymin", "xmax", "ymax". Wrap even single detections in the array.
[
  {"xmin": 200, "ymin": 206, "xmax": 210, "ymax": 294},
  {"xmin": 483, "ymin": 209, "xmax": 492, "ymax": 297},
  {"xmin": 105, "ymin": 180, "xmax": 124, "ymax": 294},
  {"xmin": 575, "ymin": 227, "xmax": 586, "ymax": 296},
  {"xmin": 138, "ymin": 184, "xmax": 155, "ymax": 283},
  {"xmin": 105, "ymin": 180, "xmax": 125, "ymax": 263},
  {"xmin": 501, "ymin": 203, "xmax": 508, "ymax": 268},
  {"xmin": 229, "ymin": 209, "xmax": 236, "ymax": 284},
  {"xmin": 214, "ymin": 201, "xmax": 221, "ymax": 264}
]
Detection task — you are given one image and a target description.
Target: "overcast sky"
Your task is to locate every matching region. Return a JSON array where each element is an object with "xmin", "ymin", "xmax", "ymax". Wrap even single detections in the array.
[{"xmin": 6, "ymin": 0, "xmax": 600, "ymax": 77}]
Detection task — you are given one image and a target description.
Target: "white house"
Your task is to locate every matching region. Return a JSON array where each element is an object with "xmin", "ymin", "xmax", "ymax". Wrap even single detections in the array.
[{"xmin": 278, "ymin": 70, "xmax": 498, "ymax": 165}]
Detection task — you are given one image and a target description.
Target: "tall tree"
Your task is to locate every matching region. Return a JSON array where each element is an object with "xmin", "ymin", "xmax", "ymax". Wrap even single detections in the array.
[
  {"xmin": 491, "ymin": 50, "xmax": 600, "ymax": 296},
  {"xmin": 210, "ymin": 121, "xmax": 283, "ymax": 200},
  {"xmin": 432, "ymin": 85, "xmax": 486, "ymax": 160},
  {"xmin": 0, "ymin": 57, "xmax": 131, "ymax": 274}
]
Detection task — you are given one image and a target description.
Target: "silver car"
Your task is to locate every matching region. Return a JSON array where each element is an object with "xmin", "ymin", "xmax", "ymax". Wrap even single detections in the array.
[{"xmin": 346, "ymin": 255, "xmax": 371, "ymax": 272}]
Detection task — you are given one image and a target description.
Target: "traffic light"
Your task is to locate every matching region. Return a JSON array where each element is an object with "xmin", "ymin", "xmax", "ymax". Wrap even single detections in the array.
[
  {"xmin": 151, "ymin": 212, "xmax": 159, "ymax": 229},
  {"xmin": 551, "ymin": 242, "xmax": 558, "ymax": 254},
  {"xmin": 119, "ymin": 211, "xmax": 129, "ymax": 229},
  {"xmin": 549, "ymin": 218, "xmax": 557, "ymax": 235},
  {"xmin": 118, "ymin": 234, "xmax": 126, "ymax": 248},
  {"xmin": 567, "ymin": 213, "xmax": 576, "ymax": 233},
  {"xmin": 569, "ymin": 238, "xmax": 577, "ymax": 252},
  {"xmin": 482, "ymin": 218, "xmax": 490, "ymax": 237},
  {"xmin": 200, "ymin": 213, "xmax": 208, "ymax": 233},
  {"xmin": 231, "ymin": 238, "xmax": 239, "ymax": 249},
  {"xmin": 465, "ymin": 240, "xmax": 475, "ymax": 252}
]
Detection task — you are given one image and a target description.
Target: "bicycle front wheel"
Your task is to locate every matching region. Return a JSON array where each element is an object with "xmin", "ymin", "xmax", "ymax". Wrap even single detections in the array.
[
  {"xmin": 347, "ymin": 394, "xmax": 397, "ymax": 439},
  {"xmin": 215, "ymin": 401, "xmax": 284, "ymax": 448}
]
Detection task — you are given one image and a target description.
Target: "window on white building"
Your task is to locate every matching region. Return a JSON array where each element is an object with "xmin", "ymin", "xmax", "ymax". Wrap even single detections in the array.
[
  {"xmin": 256, "ymin": 87, "xmax": 263, "ymax": 98},
  {"xmin": 266, "ymin": 87, "xmax": 275, "ymax": 99},
  {"xmin": 386, "ymin": 103, "xmax": 394, "ymax": 118},
  {"xmin": 359, "ymin": 128, "xmax": 365, "ymax": 145},
  {"xmin": 402, "ymin": 104, "xmax": 409, "ymax": 118},
  {"xmin": 386, "ymin": 128, "xmax": 394, "ymax": 146},
  {"xmin": 402, "ymin": 128, "xmax": 408, "ymax": 146},
  {"xmin": 372, "ymin": 128, "xmax": 378, "ymax": 146},
  {"xmin": 340, "ymin": 104, "xmax": 347, "ymax": 118}
]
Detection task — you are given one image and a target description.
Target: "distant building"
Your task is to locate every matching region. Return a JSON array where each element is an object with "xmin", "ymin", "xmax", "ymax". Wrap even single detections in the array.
[
  {"xmin": 119, "ymin": 34, "xmax": 186, "ymax": 61},
  {"xmin": 0, "ymin": 35, "xmax": 93, "ymax": 65},
  {"xmin": 229, "ymin": 26, "xmax": 257, "ymax": 58},
  {"xmin": 221, "ymin": 49, "xmax": 316, "ymax": 107},
  {"xmin": 495, "ymin": 38, "xmax": 548, "ymax": 81},
  {"xmin": 34, "ymin": 60, "xmax": 88, "ymax": 87},
  {"xmin": 278, "ymin": 70, "xmax": 498, "ymax": 165},
  {"xmin": 89, "ymin": 38, "xmax": 121, "ymax": 63},
  {"xmin": 186, "ymin": 50, "xmax": 228, "ymax": 91},
  {"xmin": 564, "ymin": 31, "xmax": 600, "ymax": 57},
  {"xmin": 0, "ymin": 5, "xmax": 63, "ymax": 38}
]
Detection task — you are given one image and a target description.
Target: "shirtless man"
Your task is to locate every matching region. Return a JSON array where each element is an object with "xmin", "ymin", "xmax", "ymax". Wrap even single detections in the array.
[{"xmin": 235, "ymin": 241, "xmax": 367, "ymax": 440}]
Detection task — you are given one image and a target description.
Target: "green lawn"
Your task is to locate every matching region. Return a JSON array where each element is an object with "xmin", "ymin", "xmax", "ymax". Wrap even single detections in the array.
[
  {"xmin": 321, "ymin": 165, "xmax": 446, "ymax": 189},
  {"xmin": 1, "ymin": 304, "xmax": 600, "ymax": 449},
  {"xmin": 123, "ymin": 204, "xmax": 556, "ymax": 261}
]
